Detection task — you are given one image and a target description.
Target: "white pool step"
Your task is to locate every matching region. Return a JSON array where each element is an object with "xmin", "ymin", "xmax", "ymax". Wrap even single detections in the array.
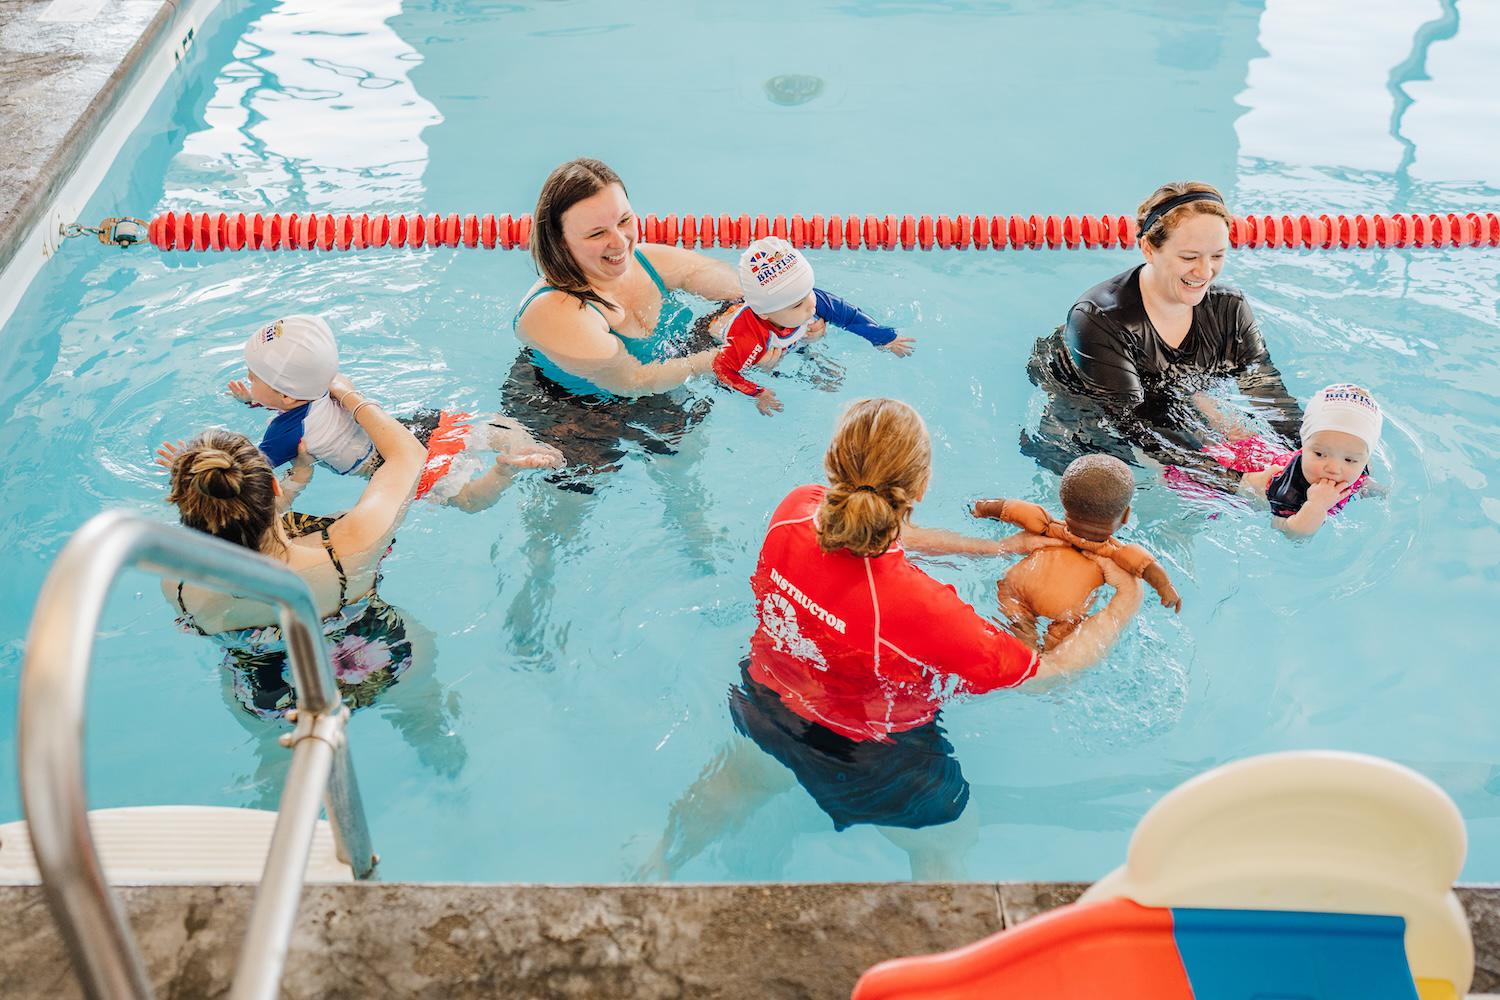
[{"xmin": 0, "ymin": 806, "xmax": 353, "ymax": 884}]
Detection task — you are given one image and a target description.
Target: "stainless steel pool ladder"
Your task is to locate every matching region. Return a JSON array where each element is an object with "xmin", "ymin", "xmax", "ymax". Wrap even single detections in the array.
[{"xmin": 17, "ymin": 511, "xmax": 378, "ymax": 1000}]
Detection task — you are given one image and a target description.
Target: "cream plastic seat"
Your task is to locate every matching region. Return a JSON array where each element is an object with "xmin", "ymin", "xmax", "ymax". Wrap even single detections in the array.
[
  {"xmin": 1081, "ymin": 750, "xmax": 1472, "ymax": 997},
  {"xmin": 0, "ymin": 806, "xmax": 353, "ymax": 884}
]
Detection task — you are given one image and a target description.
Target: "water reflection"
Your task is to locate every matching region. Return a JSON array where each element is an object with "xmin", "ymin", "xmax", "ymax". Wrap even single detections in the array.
[{"xmin": 168, "ymin": 0, "xmax": 440, "ymax": 211}]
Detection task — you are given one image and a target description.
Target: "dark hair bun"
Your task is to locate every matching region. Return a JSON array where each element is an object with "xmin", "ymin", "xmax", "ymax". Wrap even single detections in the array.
[{"xmin": 189, "ymin": 450, "xmax": 242, "ymax": 500}]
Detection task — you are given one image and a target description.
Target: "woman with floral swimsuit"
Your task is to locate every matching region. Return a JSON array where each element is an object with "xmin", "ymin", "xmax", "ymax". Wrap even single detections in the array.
[{"xmin": 160, "ymin": 373, "xmax": 425, "ymax": 719}]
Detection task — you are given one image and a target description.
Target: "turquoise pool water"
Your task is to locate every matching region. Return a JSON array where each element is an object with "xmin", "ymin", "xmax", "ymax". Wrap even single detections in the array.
[{"xmin": 3, "ymin": 0, "xmax": 1499, "ymax": 882}]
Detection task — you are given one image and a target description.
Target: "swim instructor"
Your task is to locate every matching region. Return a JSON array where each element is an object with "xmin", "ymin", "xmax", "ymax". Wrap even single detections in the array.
[
  {"xmin": 1023, "ymin": 181, "xmax": 1301, "ymax": 473},
  {"xmin": 503, "ymin": 158, "xmax": 752, "ymax": 488}
]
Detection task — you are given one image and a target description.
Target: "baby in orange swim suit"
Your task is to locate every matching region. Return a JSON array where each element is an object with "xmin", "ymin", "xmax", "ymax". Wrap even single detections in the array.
[{"xmin": 974, "ymin": 454, "xmax": 1181, "ymax": 652}]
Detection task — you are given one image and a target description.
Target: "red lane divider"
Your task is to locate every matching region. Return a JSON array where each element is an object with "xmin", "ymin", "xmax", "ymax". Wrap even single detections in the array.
[{"xmin": 144, "ymin": 211, "xmax": 1500, "ymax": 252}]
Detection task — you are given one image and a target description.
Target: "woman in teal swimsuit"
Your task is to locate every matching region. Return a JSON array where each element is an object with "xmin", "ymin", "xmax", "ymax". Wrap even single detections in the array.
[{"xmin": 503, "ymin": 158, "xmax": 748, "ymax": 491}]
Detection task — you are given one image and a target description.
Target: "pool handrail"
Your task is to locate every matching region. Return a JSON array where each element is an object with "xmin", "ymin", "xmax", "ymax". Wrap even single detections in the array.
[{"xmin": 18, "ymin": 510, "xmax": 377, "ymax": 1000}]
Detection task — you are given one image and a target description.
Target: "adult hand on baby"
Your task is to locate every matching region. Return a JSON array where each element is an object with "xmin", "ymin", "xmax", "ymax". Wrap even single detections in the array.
[
  {"xmin": 881, "ymin": 336, "xmax": 917, "ymax": 358},
  {"xmin": 227, "ymin": 380, "xmax": 258, "ymax": 407},
  {"xmin": 289, "ymin": 440, "xmax": 315, "ymax": 481},
  {"xmin": 154, "ymin": 439, "xmax": 186, "ymax": 469},
  {"xmin": 328, "ymin": 373, "xmax": 355, "ymax": 405},
  {"xmin": 754, "ymin": 346, "xmax": 786, "ymax": 371},
  {"xmin": 1095, "ymin": 556, "xmax": 1144, "ymax": 613},
  {"xmin": 756, "ymin": 389, "xmax": 784, "ymax": 417},
  {"xmin": 1003, "ymin": 533, "xmax": 1067, "ymax": 556}
]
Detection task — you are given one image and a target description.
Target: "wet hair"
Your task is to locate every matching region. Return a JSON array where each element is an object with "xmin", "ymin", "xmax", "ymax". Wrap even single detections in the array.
[
  {"xmin": 165, "ymin": 430, "xmax": 284, "ymax": 555},
  {"xmin": 1059, "ymin": 454, "xmax": 1135, "ymax": 526},
  {"xmin": 532, "ymin": 157, "xmax": 628, "ymax": 315},
  {"xmin": 1136, "ymin": 181, "xmax": 1232, "ymax": 249},
  {"xmin": 817, "ymin": 398, "xmax": 931, "ymax": 557}
]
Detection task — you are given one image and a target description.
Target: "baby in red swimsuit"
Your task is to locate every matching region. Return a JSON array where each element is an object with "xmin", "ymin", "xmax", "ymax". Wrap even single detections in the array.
[
  {"xmin": 975, "ymin": 454, "xmax": 1180, "ymax": 651},
  {"xmin": 713, "ymin": 237, "xmax": 916, "ymax": 415}
]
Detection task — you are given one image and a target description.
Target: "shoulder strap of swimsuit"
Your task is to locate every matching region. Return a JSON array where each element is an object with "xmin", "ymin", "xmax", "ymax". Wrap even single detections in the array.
[
  {"xmin": 512, "ymin": 285, "xmax": 611, "ymax": 332},
  {"xmin": 175, "ymin": 582, "xmax": 209, "ymax": 636},
  {"xmin": 633, "ymin": 248, "xmax": 669, "ymax": 297},
  {"xmin": 320, "ymin": 528, "xmax": 349, "ymax": 606}
]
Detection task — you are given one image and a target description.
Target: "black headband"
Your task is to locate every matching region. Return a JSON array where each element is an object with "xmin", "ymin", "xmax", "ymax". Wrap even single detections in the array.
[{"xmin": 1138, "ymin": 191, "xmax": 1225, "ymax": 240}]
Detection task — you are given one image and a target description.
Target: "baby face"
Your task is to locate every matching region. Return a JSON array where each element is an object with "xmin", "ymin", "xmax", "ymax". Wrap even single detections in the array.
[
  {"xmin": 247, "ymin": 371, "xmax": 302, "ymax": 410},
  {"xmin": 759, "ymin": 290, "xmax": 816, "ymax": 330},
  {"xmin": 1301, "ymin": 430, "xmax": 1369, "ymax": 487}
]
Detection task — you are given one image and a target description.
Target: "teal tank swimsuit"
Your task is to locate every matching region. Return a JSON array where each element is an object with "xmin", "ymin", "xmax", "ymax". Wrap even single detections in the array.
[
  {"xmin": 502, "ymin": 248, "xmax": 728, "ymax": 492},
  {"xmin": 511, "ymin": 249, "xmax": 698, "ymax": 398}
]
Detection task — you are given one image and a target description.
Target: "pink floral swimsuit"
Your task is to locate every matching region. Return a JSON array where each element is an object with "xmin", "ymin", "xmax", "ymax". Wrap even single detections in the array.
[{"xmin": 1164, "ymin": 435, "xmax": 1367, "ymax": 518}]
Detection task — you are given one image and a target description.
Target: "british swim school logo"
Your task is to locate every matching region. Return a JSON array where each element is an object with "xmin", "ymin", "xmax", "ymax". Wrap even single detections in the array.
[
  {"xmin": 747, "ymin": 247, "xmax": 801, "ymax": 287},
  {"xmin": 1323, "ymin": 383, "xmax": 1377, "ymax": 411},
  {"xmin": 258, "ymin": 320, "xmax": 283, "ymax": 343}
]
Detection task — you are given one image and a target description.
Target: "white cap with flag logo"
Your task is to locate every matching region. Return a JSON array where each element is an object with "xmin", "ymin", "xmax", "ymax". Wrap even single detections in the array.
[
  {"xmin": 738, "ymin": 237, "xmax": 815, "ymax": 316},
  {"xmin": 243, "ymin": 314, "xmax": 338, "ymax": 401},
  {"xmin": 1301, "ymin": 383, "xmax": 1383, "ymax": 453}
]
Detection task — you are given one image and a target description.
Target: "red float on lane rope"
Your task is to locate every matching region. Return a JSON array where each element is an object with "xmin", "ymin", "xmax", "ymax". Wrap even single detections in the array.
[{"xmin": 128, "ymin": 210, "xmax": 1500, "ymax": 253}]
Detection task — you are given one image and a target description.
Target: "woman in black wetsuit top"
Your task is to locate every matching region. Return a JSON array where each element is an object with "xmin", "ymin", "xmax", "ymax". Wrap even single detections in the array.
[{"xmin": 1022, "ymin": 181, "xmax": 1301, "ymax": 475}]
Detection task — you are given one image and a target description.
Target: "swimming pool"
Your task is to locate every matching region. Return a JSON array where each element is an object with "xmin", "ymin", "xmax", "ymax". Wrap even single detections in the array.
[{"xmin": 2, "ymin": 0, "xmax": 1499, "ymax": 883}]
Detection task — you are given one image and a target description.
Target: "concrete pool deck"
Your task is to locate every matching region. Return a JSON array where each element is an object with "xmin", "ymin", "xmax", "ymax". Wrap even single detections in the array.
[
  {"xmin": 0, "ymin": 0, "xmax": 185, "ymax": 282},
  {"xmin": 2, "ymin": 881, "xmax": 1498, "ymax": 997}
]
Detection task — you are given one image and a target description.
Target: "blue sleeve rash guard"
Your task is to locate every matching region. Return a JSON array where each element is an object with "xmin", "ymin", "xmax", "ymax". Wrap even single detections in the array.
[
  {"xmin": 258, "ymin": 403, "xmax": 311, "ymax": 468},
  {"xmin": 814, "ymin": 289, "xmax": 898, "ymax": 347}
]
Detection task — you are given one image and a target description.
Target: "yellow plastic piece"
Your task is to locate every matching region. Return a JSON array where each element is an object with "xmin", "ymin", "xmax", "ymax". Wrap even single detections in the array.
[
  {"xmin": 1414, "ymin": 978, "xmax": 1457, "ymax": 1000},
  {"xmin": 1081, "ymin": 751, "xmax": 1473, "ymax": 996}
]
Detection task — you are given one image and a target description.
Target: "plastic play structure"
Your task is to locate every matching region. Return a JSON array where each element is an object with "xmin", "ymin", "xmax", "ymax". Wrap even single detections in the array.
[{"xmin": 851, "ymin": 751, "xmax": 1472, "ymax": 1000}]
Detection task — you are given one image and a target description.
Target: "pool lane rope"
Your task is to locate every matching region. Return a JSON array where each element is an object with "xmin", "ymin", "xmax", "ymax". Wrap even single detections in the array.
[{"xmin": 76, "ymin": 210, "xmax": 1500, "ymax": 252}]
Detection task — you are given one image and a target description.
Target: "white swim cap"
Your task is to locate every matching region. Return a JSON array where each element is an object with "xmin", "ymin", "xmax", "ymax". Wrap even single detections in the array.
[
  {"xmin": 1301, "ymin": 383, "xmax": 1383, "ymax": 453},
  {"xmin": 243, "ymin": 314, "xmax": 337, "ymax": 401},
  {"xmin": 739, "ymin": 237, "xmax": 814, "ymax": 316}
]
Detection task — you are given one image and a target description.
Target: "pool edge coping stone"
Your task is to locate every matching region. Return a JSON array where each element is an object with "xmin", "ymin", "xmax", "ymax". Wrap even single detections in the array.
[{"xmin": 1, "ymin": 881, "xmax": 1496, "ymax": 998}]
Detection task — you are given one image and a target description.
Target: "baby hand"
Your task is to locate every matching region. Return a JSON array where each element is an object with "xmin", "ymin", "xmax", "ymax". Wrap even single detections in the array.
[
  {"xmin": 155, "ymin": 438, "xmax": 187, "ymax": 469},
  {"xmin": 755, "ymin": 389, "xmax": 784, "ymax": 417},
  {"xmin": 881, "ymin": 335, "xmax": 916, "ymax": 357},
  {"xmin": 227, "ymin": 379, "xmax": 258, "ymax": 406},
  {"xmin": 802, "ymin": 318, "xmax": 828, "ymax": 342},
  {"xmin": 1305, "ymin": 478, "xmax": 1349, "ymax": 512}
]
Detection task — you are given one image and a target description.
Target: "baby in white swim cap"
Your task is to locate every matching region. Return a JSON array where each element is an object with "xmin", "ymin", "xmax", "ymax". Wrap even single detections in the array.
[
  {"xmin": 713, "ymin": 237, "xmax": 917, "ymax": 416},
  {"xmin": 1239, "ymin": 383, "xmax": 1383, "ymax": 537},
  {"xmin": 159, "ymin": 313, "xmax": 562, "ymax": 512}
]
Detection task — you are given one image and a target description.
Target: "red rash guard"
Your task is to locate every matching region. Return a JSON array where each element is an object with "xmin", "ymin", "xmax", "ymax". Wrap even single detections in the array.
[
  {"xmin": 712, "ymin": 291, "xmax": 899, "ymax": 397},
  {"xmin": 748, "ymin": 485, "xmax": 1039, "ymax": 742},
  {"xmin": 713, "ymin": 306, "xmax": 778, "ymax": 396}
]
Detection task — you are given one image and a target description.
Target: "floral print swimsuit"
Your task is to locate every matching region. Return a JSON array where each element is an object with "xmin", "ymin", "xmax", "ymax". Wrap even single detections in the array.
[{"xmin": 175, "ymin": 514, "xmax": 412, "ymax": 721}]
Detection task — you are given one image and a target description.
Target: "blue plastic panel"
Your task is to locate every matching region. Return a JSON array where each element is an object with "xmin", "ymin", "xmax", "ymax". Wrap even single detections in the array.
[{"xmin": 1172, "ymin": 908, "xmax": 1419, "ymax": 1000}]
